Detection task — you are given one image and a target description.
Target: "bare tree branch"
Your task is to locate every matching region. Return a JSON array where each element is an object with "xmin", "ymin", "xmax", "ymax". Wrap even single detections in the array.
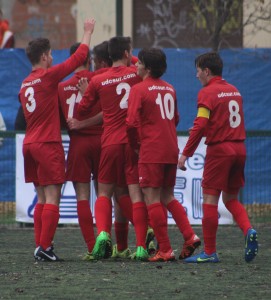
[{"xmin": 193, "ymin": 0, "xmax": 271, "ymax": 50}]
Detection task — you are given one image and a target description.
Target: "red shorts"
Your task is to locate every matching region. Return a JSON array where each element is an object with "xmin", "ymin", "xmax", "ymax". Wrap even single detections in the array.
[
  {"xmin": 98, "ymin": 144, "xmax": 139, "ymax": 186},
  {"xmin": 138, "ymin": 163, "xmax": 177, "ymax": 188},
  {"xmin": 66, "ymin": 134, "xmax": 101, "ymax": 182},
  {"xmin": 202, "ymin": 141, "xmax": 246, "ymax": 194},
  {"xmin": 23, "ymin": 142, "xmax": 65, "ymax": 186}
]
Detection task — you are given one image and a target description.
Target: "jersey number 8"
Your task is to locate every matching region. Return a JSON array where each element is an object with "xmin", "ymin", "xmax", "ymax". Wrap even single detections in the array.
[{"xmin": 229, "ymin": 100, "xmax": 241, "ymax": 128}]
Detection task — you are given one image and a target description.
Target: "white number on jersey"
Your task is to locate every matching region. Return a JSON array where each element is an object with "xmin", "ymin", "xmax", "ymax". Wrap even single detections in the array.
[
  {"xmin": 117, "ymin": 82, "xmax": 131, "ymax": 109},
  {"xmin": 25, "ymin": 87, "xmax": 36, "ymax": 113},
  {"xmin": 66, "ymin": 92, "xmax": 82, "ymax": 118},
  {"xmin": 155, "ymin": 93, "xmax": 174, "ymax": 120},
  {"xmin": 229, "ymin": 100, "xmax": 241, "ymax": 128}
]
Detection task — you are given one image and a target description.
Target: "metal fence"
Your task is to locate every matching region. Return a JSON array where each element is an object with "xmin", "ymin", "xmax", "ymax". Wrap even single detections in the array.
[{"xmin": 0, "ymin": 131, "xmax": 270, "ymax": 227}]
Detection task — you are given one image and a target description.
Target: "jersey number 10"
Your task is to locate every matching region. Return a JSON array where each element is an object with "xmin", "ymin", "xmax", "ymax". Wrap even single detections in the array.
[{"xmin": 156, "ymin": 93, "xmax": 175, "ymax": 120}]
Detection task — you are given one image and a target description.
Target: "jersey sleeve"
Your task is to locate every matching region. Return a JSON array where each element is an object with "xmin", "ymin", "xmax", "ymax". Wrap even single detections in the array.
[
  {"xmin": 77, "ymin": 80, "xmax": 98, "ymax": 116},
  {"xmin": 126, "ymin": 86, "xmax": 142, "ymax": 149},
  {"xmin": 49, "ymin": 44, "xmax": 89, "ymax": 83},
  {"xmin": 131, "ymin": 56, "xmax": 138, "ymax": 65},
  {"xmin": 182, "ymin": 116, "xmax": 208, "ymax": 157},
  {"xmin": 197, "ymin": 89, "xmax": 213, "ymax": 111},
  {"xmin": 174, "ymin": 90, "xmax": 180, "ymax": 127}
]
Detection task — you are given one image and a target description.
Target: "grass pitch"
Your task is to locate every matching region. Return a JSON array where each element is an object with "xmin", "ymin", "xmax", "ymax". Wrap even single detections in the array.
[{"xmin": 0, "ymin": 225, "xmax": 270, "ymax": 300}]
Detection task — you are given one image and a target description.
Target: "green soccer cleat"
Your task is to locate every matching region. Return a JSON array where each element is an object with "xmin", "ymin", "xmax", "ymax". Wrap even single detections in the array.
[
  {"xmin": 91, "ymin": 231, "xmax": 112, "ymax": 260},
  {"xmin": 82, "ymin": 251, "xmax": 95, "ymax": 261},
  {"xmin": 111, "ymin": 244, "xmax": 132, "ymax": 259},
  {"xmin": 131, "ymin": 246, "xmax": 149, "ymax": 261},
  {"xmin": 145, "ymin": 227, "xmax": 155, "ymax": 251},
  {"xmin": 147, "ymin": 240, "xmax": 156, "ymax": 256},
  {"xmin": 104, "ymin": 238, "xmax": 113, "ymax": 259}
]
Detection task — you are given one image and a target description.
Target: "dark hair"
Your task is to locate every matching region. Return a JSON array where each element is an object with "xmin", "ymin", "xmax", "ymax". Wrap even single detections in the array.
[
  {"xmin": 108, "ymin": 36, "xmax": 132, "ymax": 61},
  {"xmin": 195, "ymin": 52, "xmax": 223, "ymax": 76},
  {"xmin": 93, "ymin": 41, "xmax": 112, "ymax": 67},
  {"xmin": 69, "ymin": 42, "xmax": 90, "ymax": 66},
  {"xmin": 25, "ymin": 38, "xmax": 51, "ymax": 65},
  {"xmin": 138, "ymin": 48, "xmax": 167, "ymax": 78}
]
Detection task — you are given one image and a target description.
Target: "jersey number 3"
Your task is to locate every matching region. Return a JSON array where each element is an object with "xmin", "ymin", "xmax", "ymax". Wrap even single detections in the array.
[{"xmin": 25, "ymin": 87, "xmax": 36, "ymax": 113}]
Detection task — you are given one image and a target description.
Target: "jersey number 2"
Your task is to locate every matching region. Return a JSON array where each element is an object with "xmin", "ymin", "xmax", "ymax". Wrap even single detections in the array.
[{"xmin": 117, "ymin": 83, "xmax": 131, "ymax": 109}]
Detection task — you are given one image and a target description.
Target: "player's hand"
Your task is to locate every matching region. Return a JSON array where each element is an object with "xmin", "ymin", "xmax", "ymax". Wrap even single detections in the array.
[
  {"xmin": 178, "ymin": 155, "xmax": 187, "ymax": 171},
  {"xmin": 67, "ymin": 118, "xmax": 82, "ymax": 130},
  {"xmin": 77, "ymin": 77, "xmax": 88, "ymax": 95},
  {"xmin": 84, "ymin": 18, "xmax": 96, "ymax": 34},
  {"xmin": 188, "ymin": 126, "xmax": 193, "ymax": 135}
]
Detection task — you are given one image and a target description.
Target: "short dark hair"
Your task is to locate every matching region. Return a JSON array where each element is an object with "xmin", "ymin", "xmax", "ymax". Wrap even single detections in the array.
[
  {"xmin": 25, "ymin": 38, "xmax": 51, "ymax": 65},
  {"xmin": 69, "ymin": 42, "xmax": 80, "ymax": 56},
  {"xmin": 108, "ymin": 36, "xmax": 132, "ymax": 61},
  {"xmin": 69, "ymin": 42, "xmax": 90, "ymax": 66},
  {"xmin": 195, "ymin": 52, "xmax": 223, "ymax": 76},
  {"xmin": 138, "ymin": 48, "xmax": 167, "ymax": 78},
  {"xmin": 93, "ymin": 41, "xmax": 112, "ymax": 67}
]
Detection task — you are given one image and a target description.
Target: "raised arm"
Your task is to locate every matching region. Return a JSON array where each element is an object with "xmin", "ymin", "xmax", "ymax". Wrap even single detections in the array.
[{"xmin": 81, "ymin": 18, "xmax": 96, "ymax": 47}]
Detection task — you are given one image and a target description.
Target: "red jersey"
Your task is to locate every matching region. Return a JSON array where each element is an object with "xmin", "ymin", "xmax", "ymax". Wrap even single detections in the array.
[
  {"xmin": 19, "ymin": 44, "xmax": 89, "ymax": 144},
  {"xmin": 126, "ymin": 77, "xmax": 179, "ymax": 163},
  {"xmin": 199, "ymin": 77, "xmax": 245, "ymax": 144},
  {"xmin": 0, "ymin": 19, "xmax": 9, "ymax": 45},
  {"xmin": 58, "ymin": 69, "xmax": 103, "ymax": 136},
  {"xmin": 182, "ymin": 76, "xmax": 246, "ymax": 157},
  {"xmin": 78, "ymin": 65, "xmax": 141, "ymax": 147}
]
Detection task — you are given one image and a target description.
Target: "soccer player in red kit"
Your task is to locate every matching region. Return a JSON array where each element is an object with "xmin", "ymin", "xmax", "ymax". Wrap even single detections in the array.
[
  {"xmin": 80, "ymin": 41, "xmax": 136, "ymax": 260},
  {"xmin": 126, "ymin": 48, "xmax": 201, "ymax": 262},
  {"xmin": 58, "ymin": 42, "xmax": 106, "ymax": 260},
  {"xmin": 19, "ymin": 18, "xmax": 96, "ymax": 261},
  {"xmin": 178, "ymin": 52, "xmax": 258, "ymax": 263},
  {"xmin": 78, "ymin": 36, "xmax": 150, "ymax": 261}
]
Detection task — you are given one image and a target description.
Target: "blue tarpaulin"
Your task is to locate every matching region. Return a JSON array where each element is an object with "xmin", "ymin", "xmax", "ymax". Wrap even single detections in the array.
[
  {"xmin": 0, "ymin": 48, "xmax": 270, "ymax": 203},
  {"xmin": 1, "ymin": 48, "xmax": 271, "ymax": 130}
]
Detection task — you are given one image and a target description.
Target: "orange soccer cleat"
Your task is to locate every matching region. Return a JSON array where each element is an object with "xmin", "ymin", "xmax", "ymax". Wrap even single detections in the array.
[
  {"xmin": 148, "ymin": 250, "xmax": 175, "ymax": 262},
  {"xmin": 179, "ymin": 234, "xmax": 201, "ymax": 260}
]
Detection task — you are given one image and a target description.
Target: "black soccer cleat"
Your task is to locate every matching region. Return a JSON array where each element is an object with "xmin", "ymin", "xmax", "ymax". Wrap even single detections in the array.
[{"xmin": 34, "ymin": 246, "xmax": 63, "ymax": 262}]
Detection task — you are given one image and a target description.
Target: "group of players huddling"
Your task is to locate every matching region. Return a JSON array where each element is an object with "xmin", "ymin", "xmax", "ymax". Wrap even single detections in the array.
[{"xmin": 19, "ymin": 18, "xmax": 258, "ymax": 264}]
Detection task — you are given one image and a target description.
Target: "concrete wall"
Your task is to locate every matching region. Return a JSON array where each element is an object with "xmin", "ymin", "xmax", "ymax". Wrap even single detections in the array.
[
  {"xmin": 0, "ymin": 0, "xmax": 270, "ymax": 49},
  {"xmin": 243, "ymin": 0, "xmax": 271, "ymax": 48},
  {"xmin": 76, "ymin": 0, "xmax": 132, "ymax": 47}
]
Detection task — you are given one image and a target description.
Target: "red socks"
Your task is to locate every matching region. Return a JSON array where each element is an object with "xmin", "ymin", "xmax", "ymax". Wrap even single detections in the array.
[
  {"xmin": 225, "ymin": 199, "xmax": 251, "ymax": 235},
  {"xmin": 33, "ymin": 203, "xmax": 44, "ymax": 247},
  {"xmin": 94, "ymin": 196, "xmax": 112, "ymax": 235},
  {"xmin": 148, "ymin": 204, "xmax": 167, "ymax": 227},
  {"xmin": 40, "ymin": 203, "xmax": 59, "ymax": 250},
  {"xmin": 114, "ymin": 221, "xmax": 129, "ymax": 251},
  {"xmin": 133, "ymin": 202, "xmax": 148, "ymax": 248},
  {"xmin": 77, "ymin": 200, "xmax": 95, "ymax": 252},
  {"xmin": 117, "ymin": 195, "xmax": 133, "ymax": 224},
  {"xmin": 167, "ymin": 199, "xmax": 194, "ymax": 241},
  {"xmin": 147, "ymin": 202, "xmax": 172, "ymax": 253},
  {"xmin": 202, "ymin": 203, "xmax": 218, "ymax": 255}
]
